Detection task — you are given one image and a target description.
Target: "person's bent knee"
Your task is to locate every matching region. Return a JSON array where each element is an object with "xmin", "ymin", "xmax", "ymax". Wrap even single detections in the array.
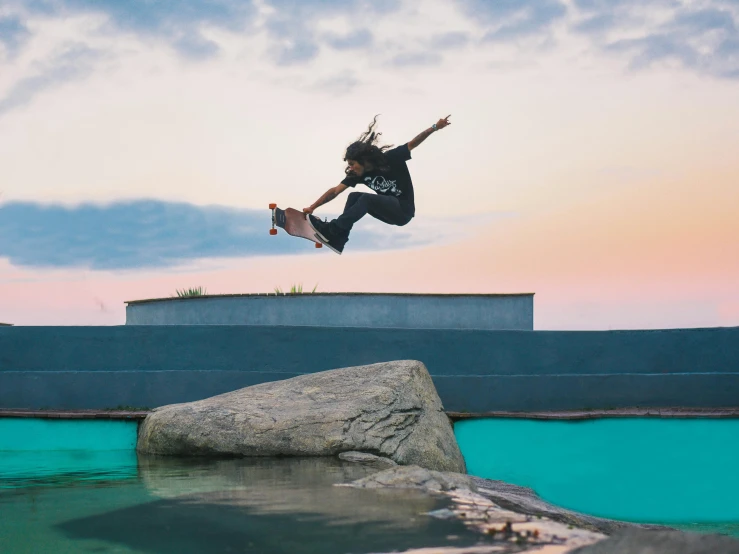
[{"xmin": 396, "ymin": 214, "xmax": 413, "ymax": 227}]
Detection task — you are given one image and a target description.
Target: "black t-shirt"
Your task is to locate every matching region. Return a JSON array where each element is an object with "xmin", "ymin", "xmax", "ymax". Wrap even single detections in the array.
[{"xmin": 341, "ymin": 143, "xmax": 415, "ymax": 216}]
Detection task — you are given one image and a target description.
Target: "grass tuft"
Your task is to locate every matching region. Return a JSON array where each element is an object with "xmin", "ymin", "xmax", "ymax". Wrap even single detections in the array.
[
  {"xmin": 175, "ymin": 286, "xmax": 206, "ymax": 297},
  {"xmin": 274, "ymin": 283, "xmax": 319, "ymax": 295}
]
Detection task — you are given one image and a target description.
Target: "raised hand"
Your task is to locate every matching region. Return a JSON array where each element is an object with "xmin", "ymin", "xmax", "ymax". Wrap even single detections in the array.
[{"xmin": 436, "ymin": 115, "xmax": 451, "ymax": 130}]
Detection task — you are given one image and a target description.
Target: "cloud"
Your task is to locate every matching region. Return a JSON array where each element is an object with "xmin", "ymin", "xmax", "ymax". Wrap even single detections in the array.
[
  {"xmin": 390, "ymin": 51, "xmax": 443, "ymax": 67},
  {"xmin": 573, "ymin": 13, "xmax": 616, "ymax": 35},
  {"xmin": 272, "ymin": 37, "xmax": 320, "ymax": 66},
  {"xmin": 572, "ymin": 1, "xmax": 739, "ymax": 79},
  {"xmin": 459, "ymin": 0, "xmax": 567, "ymax": 42},
  {"xmin": 429, "ymin": 31, "xmax": 470, "ymax": 50},
  {"xmin": 4, "ymin": 0, "xmax": 738, "ymax": 84},
  {"xmin": 324, "ymin": 28, "xmax": 373, "ymax": 51},
  {"xmin": 264, "ymin": 1, "xmax": 399, "ymax": 64},
  {"xmin": 12, "ymin": 0, "xmax": 255, "ymax": 60},
  {"xmin": 7, "ymin": 0, "xmax": 396, "ymax": 64},
  {"xmin": 386, "ymin": 32, "xmax": 470, "ymax": 69},
  {"xmin": 264, "ymin": 0, "xmax": 398, "ymax": 64},
  {"xmin": 0, "ymin": 199, "xmax": 511, "ymax": 271},
  {"xmin": 311, "ymin": 72, "xmax": 360, "ymax": 95},
  {"xmin": 0, "ymin": 15, "xmax": 30, "ymax": 57},
  {"xmin": 0, "ymin": 43, "xmax": 102, "ymax": 116},
  {"xmin": 172, "ymin": 35, "xmax": 220, "ymax": 60}
]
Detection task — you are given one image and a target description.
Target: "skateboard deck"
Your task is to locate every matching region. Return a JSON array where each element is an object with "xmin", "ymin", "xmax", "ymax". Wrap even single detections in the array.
[{"xmin": 269, "ymin": 204, "xmax": 322, "ymax": 249}]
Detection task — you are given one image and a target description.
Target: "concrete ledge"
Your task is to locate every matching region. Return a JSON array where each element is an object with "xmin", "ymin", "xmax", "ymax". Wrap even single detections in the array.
[
  {"xmin": 3, "ymin": 408, "xmax": 738, "ymax": 421},
  {"xmin": 124, "ymin": 292, "xmax": 535, "ymax": 330},
  {"xmin": 447, "ymin": 407, "xmax": 739, "ymax": 420},
  {"xmin": 0, "ymin": 409, "xmax": 150, "ymax": 419}
]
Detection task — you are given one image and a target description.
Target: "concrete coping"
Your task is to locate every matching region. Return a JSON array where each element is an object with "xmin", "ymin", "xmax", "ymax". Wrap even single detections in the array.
[
  {"xmin": 125, "ymin": 292, "xmax": 536, "ymax": 305},
  {"xmin": 0, "ymin": 409, "xmax": 150, "ymax": 420},
  {"xmin": 447, "ymin": 407, "xmax": 739, "ymax": 420},
  {"xmin": 3, "ymin": 408, "xmax": 738, "ymax": 421}
]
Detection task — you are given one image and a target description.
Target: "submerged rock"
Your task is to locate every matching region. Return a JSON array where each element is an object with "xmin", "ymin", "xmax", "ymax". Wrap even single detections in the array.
[
  {"xmin": 338, "ymin": 451, "xmax": 398, "ymax": 469},
  {"xmin": 467, "ymin": 475, "xmax": 667, "ymax": 536},
  {"xmin": 347, "ymin": 464, "xmax": 475, "ymax": 493},
  {"xmin": 137, "ymin": 360, "xmax": 466, "ymax": 473},
  {"xmin": 344, "ymin": 466, "xmax": 606, "ymax": 551},
  {"xmin": 346, "ymin": 466, "xmax": 668, "ymax": 536},
  {"xmin": 344, "ymin": 466, "xmax": 739, "ymax": 553}
]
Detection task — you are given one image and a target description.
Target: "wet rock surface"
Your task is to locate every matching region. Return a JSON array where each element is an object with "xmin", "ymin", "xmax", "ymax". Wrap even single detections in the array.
[
  {"xmin": 570, "ymin": 528, "xmax": 739, "ymax": 553},
  {"xmin": 347, "ymin": 464, "xmax": 476, "ymax": 493},
  {"xmin": 467, "ymin": 476, "xmax": 666, "ymax": 536},
  {"xmin": 343, "ymin": 466, "xmax": 606, "ymax": 552},
  {"xmin": 137, "ymin": 360, "xmax": 466, "ymax": 472},
  {"xmin": 343, "ymin": 466, "xmax": 739, "ymax": 553}
]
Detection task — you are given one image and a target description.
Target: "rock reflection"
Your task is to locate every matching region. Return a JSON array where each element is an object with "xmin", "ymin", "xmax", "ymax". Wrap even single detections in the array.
[
  {"xmin": 139, "ymin": 455, "xmax": 442, "ymax": 526},
  {"xmin": 57, "ymin": 455, "xmax": 493, "ymax": 554}
]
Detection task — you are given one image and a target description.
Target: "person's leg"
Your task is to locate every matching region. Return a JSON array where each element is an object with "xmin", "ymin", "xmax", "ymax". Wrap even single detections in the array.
[
  {"xmin": 309, "ymin": 192, "xmax": 411, "ymax": 254},
  {"xmin": 334, "ymin": 192, "xmax": 410, "ymax": 232},
  {"xmin": 342, "ymin": 190, "xmax": 363, "ymax": 213},
  {"xmin": 365, "ymin": 196, "xmax": 413, "ymax": 226}
]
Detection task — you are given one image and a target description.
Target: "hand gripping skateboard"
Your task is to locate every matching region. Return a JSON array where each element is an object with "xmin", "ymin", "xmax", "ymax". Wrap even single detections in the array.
[{"xmin": 269, "ymin": 204, "xmax": 323, "ymax": 249}]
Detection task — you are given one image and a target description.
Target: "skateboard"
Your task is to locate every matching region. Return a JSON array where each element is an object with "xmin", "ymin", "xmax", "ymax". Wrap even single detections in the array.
[{"xmin": 269, "ymin": 204, "xmax": 323, "ymax": 249}]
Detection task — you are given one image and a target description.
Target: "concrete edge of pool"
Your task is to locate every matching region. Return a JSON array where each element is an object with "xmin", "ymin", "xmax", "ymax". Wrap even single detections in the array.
[{"xmin": 2, "ymin": 407, "xmax": 739, "ymax": 420}]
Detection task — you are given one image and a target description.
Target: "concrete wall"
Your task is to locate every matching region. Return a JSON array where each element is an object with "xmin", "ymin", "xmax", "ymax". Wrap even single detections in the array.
[
  {"xmin": 1, "ymin": 325, "xmax": 737, "ymax": 412},
  {"xmin": 125, "ymin": 293, "xmax": 534, "ymax": 330}
]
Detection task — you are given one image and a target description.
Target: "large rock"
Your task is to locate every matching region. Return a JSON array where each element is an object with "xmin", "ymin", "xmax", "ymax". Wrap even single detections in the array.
[{"xmin": 137, "ymin": 360, "xmax": 466, "ymax": 473}]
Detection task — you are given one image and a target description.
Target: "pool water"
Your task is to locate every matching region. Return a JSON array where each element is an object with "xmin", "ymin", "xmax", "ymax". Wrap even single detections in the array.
[
  {"xmin": 3, "ymin": 416, "xmax": 739, "ymax": 552},
  {"xmin": 0, "ymin": 419, "xmax": 138, "ymax": 489},
  {"xmin": 0, "ymin": 423, "xmax": 491, "ymax": 554},
  {"xmin": 455, "ymin": 418, "xmax": 739, "ymax": 534},
  {"xmin": 0, "ymin": 418, "xmax": 137, "ymax": 452}
]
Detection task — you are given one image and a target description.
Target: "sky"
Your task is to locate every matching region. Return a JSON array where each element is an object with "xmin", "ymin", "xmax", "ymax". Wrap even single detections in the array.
[{"xmin": 0, "ymin": 0, "xmax": 737, "ymax": 329}]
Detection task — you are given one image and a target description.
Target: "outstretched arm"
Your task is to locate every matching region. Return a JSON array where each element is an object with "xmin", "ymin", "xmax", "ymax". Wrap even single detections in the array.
[
  {"xmin": 304, "ymin": 183, "xmax": 348, "ymax": 214},
  {"xmin": 407, "ymin": 115, "xmax": 451, "ymax": 151}
]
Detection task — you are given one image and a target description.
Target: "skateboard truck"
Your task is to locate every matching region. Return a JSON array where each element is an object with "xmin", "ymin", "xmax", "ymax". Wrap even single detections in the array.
[{"xmin": 269, "ymin": 203, "xmax": 278, "ymax": 235}]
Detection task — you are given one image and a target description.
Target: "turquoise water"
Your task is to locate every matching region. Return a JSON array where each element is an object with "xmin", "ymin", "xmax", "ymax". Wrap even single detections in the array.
[
  {"xmin": 455, "ymin": 418, "xmax": 739, "ymax": 531},
  {"xmin": 0, "ymin": 419, "xmax": 491, "ymax": 553},
  {"xmin": 0, "ymin": 419, "xmax": 139, "ymax": 488},
  {"xmin": 0, "ymin": 456, "xmax": 489, "ymax": 553},
  {"xmin": 3, "ymin": 416, "xmax": 739, "ymax": 551},
  {"xmin": 0, "ymin": 418, "xmax": 138, "ymax": 451}
]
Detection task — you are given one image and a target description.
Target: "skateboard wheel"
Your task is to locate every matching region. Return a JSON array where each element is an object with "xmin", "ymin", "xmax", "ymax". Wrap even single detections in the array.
[
  {"xmin": 269, "ymin": 229, "xmax": 277, "ymax": 235},
  {"xmin": 315, "ymin": 242, "xmax": 322, "ymax": 248},
  {"xmin": 269, "ymin": 203, "xmax": 277, "ymax": 209}
]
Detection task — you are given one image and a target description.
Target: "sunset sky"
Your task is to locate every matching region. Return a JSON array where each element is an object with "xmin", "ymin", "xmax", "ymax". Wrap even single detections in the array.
[{"xmin": 1, "ymin": 0, "xmax": 738, "ymax": 329}]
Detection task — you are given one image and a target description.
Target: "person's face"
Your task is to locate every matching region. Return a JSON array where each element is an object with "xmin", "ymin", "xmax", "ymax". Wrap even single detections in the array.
[{"xmin": 347, "ymin": 159, "xmax": 364, "ymax": 176}]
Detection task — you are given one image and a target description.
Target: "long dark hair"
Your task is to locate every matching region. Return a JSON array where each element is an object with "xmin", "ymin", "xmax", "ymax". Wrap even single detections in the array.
[{"xmin": 344, "ymin": 115, "xmax": 393, "ymax": 175}]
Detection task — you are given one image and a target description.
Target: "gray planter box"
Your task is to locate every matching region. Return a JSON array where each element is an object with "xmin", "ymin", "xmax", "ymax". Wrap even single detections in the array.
[{"xmin": 125, "ymin": 293, "xmax": 534, "ymax": 330}]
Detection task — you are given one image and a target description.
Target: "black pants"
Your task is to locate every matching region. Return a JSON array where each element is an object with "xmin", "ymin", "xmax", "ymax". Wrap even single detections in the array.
[{"xmin": 334, "ymin": 192, "xmax": 413, "ymax": 232}]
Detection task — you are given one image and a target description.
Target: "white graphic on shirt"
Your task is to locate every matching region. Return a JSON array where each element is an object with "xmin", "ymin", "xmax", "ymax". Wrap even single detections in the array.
[{"xmin": 364, "ymin": 175, "xmax": 401, "ymax": 196}]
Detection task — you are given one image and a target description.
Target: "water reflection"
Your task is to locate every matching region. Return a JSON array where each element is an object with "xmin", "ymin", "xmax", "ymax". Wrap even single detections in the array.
[{"xmin": 43, "ymin": 456, "xmax": 493, "ymax": 554}]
